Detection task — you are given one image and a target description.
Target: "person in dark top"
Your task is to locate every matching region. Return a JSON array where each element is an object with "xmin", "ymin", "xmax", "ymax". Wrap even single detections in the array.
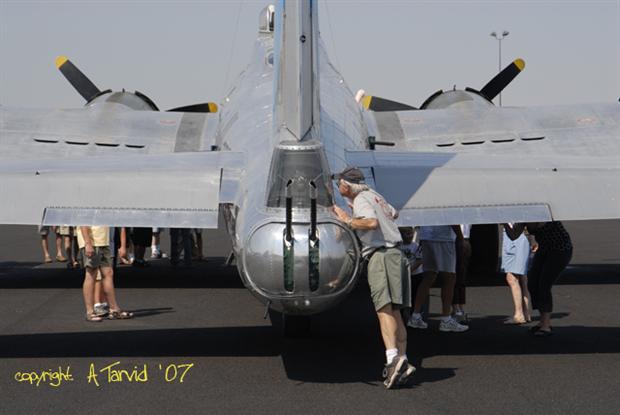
[{"xmin": 503, "ymin": 221, "xmax": 572, "ymax": 336}]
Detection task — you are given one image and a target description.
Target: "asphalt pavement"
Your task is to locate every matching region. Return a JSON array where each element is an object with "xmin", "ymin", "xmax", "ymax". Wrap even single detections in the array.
[{"xmin": 1, "ymin": 224, "xmax": 619, "ymax": 415}]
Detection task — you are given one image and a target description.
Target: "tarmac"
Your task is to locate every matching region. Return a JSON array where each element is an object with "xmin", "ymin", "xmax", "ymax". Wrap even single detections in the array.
[{"xmin": 1, "ymin": 224, "xmax": 619, "ymax": 415}]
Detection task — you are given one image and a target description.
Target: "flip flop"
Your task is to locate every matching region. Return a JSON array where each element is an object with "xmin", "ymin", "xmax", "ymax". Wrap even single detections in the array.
[
  {"xmin": 504, "ymin": 317, "xmax": 526, "ymax": 325},
  {"xmin": 85, "ymin": 312, "xmax": 103, "ymax": 322},
  {"xmin": 108, "ymin": 310, "xmax": 134, "ymax": 320}
]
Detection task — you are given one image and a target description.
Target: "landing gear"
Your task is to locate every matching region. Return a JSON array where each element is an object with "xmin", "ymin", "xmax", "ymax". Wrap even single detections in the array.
[{"xmin": 283, "ymin": 314, "xmax": 312, "ymax": 338}]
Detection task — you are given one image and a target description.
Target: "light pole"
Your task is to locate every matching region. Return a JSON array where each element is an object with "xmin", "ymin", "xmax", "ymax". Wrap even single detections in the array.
[{"xmin": 490, "ymin": 30, "xmax": 509, "ymax": 106}]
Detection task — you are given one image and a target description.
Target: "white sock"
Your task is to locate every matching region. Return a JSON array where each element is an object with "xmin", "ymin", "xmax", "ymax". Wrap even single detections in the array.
[
  {"xmin": 455, "ymin": 310, "xmax": 464, "ymax": 316},
  {"xmin": 410, "ymin": 312, "xmax": 421, "ymax": 320},
  {"xmin": 441, "ymin": 315, "xmax": 452, "ymax": 322},
  {"xmin": 94, "ymin": 303, "xmax": 102, "ymax": 308},
  {"xmin": 386, "ymin": 348, "xmax": 399, "ymax": 364}
]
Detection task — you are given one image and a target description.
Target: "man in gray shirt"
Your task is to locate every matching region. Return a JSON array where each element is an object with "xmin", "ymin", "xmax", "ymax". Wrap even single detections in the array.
[{"xmin": 332, "ymin": 167, "xmax": 414, "ymax": 389}]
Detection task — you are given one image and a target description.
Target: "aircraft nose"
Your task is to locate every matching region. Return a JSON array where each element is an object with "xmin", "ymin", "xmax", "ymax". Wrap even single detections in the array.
[{"xmin": 242, "ymin": 221, "xmax": 361, "ymax": 314}]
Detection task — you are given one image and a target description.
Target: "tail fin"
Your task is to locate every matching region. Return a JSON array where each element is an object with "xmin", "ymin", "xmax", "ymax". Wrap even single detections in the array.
[{"xmin": 273, "ymin": 0, "xmax": 320, "ymax": 141}]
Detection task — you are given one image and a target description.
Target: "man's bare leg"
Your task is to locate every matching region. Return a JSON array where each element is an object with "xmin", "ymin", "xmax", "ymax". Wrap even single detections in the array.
[
  {"xmin": 520, "ymin": 275, "xmax": 531, "ymax": 321},
  {"xmin": 506, "ymin": 272, "xmax": 525, "ymax": 321},
  {"xmin": 413, "ymin": 271, "xmax": 437, "ymax": 313},
  {"xmin": 100, "ymin": 266, "xmax": 121, "ymax": 311},
  {"xmin": 41, "ymin": 236, "xmax": 51, "ymax": 262},
  {"xmin": 82, "ymin": 268, "xmax": 97, "ymax": 314},
  {"xmin": 54, "ymin": 232, "xmax": 65, "ymax": 261},
  {"xmin": 440, "ymin": 272, "xmax": 456, "ymax": 317},
  {"xmin": 377, "ymin": 305, "xmax": 399, "ymax": 350}
]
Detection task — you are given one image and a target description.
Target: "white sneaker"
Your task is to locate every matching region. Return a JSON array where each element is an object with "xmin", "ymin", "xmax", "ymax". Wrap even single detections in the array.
[
  {"xmin": 439, "ymin": 317, "xmax": 469, "ymax": 332},
  {"xmin": 407, "ymin": 315, "xmax": 428, "ymax": 330}
]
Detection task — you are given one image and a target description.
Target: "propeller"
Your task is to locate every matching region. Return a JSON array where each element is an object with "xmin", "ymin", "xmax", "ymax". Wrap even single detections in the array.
[
  {"xmin": 168, "ymin": 103, "xmax": 218, "ymax": 113},
  {"xmin": 361, "ymin": 95, "xmax": 417, "ymax": 112},
  {"xmin": 55, "ymin": 56, "xmax": 107, "ymax": 102},
  {"xmin": 55, "ymin": 55, "xmax": 218, "ymax": 113},
  {"xmin": 478, "ymin": 58, "xmax": 525, "ymax": 101}
]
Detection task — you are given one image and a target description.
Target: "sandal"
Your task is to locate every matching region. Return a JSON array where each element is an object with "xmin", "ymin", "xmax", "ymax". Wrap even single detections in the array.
[
  {"xmin": 85, "ymin": 312, "xmax": 103, "ymax": 322},
  {"xmin": 108, "ymin": 310, "xmax": 133, "ymax": 320},
  {"xmin": 534, "ymin": 328, "xmax": 553, "ymax": 337},
  {"xmin": 56, "ymin": 255, "xmax": 68, "ymax": 262}
]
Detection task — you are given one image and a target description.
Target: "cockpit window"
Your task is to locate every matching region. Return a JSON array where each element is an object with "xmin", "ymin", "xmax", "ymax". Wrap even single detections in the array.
[{"xmin": 266, "ymin": 141, "xmax": 333, "ymax": 208}]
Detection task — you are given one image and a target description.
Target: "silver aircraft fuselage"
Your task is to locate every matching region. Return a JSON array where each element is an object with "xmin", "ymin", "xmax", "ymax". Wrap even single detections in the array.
[{"xmin": 216, "ymin": 25, "xmax": 368, "ymax": 314}]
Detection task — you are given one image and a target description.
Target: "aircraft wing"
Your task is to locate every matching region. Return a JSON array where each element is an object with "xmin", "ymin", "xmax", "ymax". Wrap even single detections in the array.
[
  {"xmin": 0, "ymin": 105, "xmax": 245, "ymax": 228},
  {"xmin": 0, "ymin": 151, "xmax": 244, "ymax": 228},
  {"xmin": 347, "ymin": 150, "xmax": 620, "ymax": 226},
  {"xmin": 0, "ymin": 106, "xmax": 218, "ymax": 160},
  {"xmin": 365, "ymin": 103, "xmax": 620, "ymax": 157}
]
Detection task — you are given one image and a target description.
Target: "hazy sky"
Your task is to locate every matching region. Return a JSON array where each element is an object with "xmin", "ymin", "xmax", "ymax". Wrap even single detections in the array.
[{"xmin": 1, "ymin": 0, "xmax": 618, "ymax": 110}]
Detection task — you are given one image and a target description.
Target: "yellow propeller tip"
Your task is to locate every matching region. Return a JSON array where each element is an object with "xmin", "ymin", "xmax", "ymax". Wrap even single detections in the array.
[
  {"xmin": 55, "ymin": 56, "xmax": 68, "ymax": 69},
  {"xmin": 514, "ymin": 58, "xmax": 525, "ymax": 71},
  {"xmin": 361, "ymin": 95, "xmax": 372, "ymax": 110},
  {"xmin": 208, "ymin": 102, "xmax": 218, "ymax": 113}
]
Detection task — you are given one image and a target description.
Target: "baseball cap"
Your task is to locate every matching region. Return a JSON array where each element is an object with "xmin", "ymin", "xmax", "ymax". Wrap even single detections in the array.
[{"xmin": 331, "ymin": 167, "xmax": 365, "ymax": 184}]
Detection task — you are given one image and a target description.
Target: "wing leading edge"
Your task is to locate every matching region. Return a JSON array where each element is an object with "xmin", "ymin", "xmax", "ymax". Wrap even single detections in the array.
[
  {"xmin": 0, "ymin": 151, "xmax": 244, "ymax": 228},
  {"xmin": 347, "ymin": 151, "xmax": 620, "ymax": 226}
]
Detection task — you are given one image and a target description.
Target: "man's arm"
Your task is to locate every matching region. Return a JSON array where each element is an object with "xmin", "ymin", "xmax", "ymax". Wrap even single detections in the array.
[
  {"xmin": 332, "ymin": 205, "xmax": 378, "ymax": 230},
  {"xmin": 79, "ymin": 227, "xmax": 94, "ymax": 257}
]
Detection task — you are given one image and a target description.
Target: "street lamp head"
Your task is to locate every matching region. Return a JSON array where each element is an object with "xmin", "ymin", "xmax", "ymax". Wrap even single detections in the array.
[
  {"xmin": 490, "ymin": 31, "xmax": 497, "ymax": 38},
  {"xmin": 502, "ymin": 30, "xmax": 510, "ymax": 37}
]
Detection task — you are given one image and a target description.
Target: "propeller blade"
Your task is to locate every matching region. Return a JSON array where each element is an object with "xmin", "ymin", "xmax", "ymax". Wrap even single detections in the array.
[
  {"xmin": 361, "ymin": 95, "xmax": 417, "ymax": 112},
  {"xmin": 55, "ymin": 56, "xmax": 101, "ymax": 102},
  {"xmin": 479, "ymin": 58, "xmax": 525, "ymax": 101},
  {"xmin": 167, "ymin": 103, "xmax": 218, "ymax": 113}
]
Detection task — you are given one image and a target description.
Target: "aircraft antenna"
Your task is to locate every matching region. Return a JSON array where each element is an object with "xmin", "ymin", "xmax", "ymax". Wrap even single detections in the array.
[
  {"xmin": 223, "ymin": 0, "xmax": 245, "ymax": 97},
  {"xmin": 323, "ymin": 0, "xmax": 342, "ymax": 72}
]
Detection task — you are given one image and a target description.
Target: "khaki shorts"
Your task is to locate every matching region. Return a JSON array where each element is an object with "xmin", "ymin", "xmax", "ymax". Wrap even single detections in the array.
[
  {"xmin": 367, "ymin": 247, "xmax": 411, "ymax": 311},
  {"xmin": 79, "ymin": 246, "xmax": 112, "ymax": 269},
  {"xmin": 57, "ymin": 226, "xmax": 73, "ymax": 236}
]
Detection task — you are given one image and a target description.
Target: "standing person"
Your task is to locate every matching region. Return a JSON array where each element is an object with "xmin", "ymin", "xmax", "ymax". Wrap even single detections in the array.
[
  {"xmin": 193, "ymin": 229, "xmax": 204, "ymax": 261},
  {"xmin": 332, "ymin": 167, "xmax": 414, "ymax": 389},
  {"xmin": 170, "ymin": 228, "xmax": 193, "ymax": 267},
  {"xmin": 452, "ymin": 224, "xmax": 471, "ymax": 323},
  {"xmin": 407, "ymin": 225, "xmax": 469, "ymax": 332},
  {"xmin": 38, "ymin": 226, "xmax": 65, "ymax": 263},
  {"xmin": 503, "ymin": 222, "xmax": 572, "ymax": 336},
  {"xmin": 130, "ymin": 227, "xmax": 151, "ymax": 267},
  {"xmin": 58, "ymin": 226, "xmax": 79, "ymax": 269},
  {"xmin": 151, "ymin": 228, "xmax": 164, "ymax": 259},
  {"xmin": 78, "ymin": 226, "xmax": 133, "ymax": 322},
  {"xmin": 501, "ymin": 224, "xmax": 534, "ymax": 325}
]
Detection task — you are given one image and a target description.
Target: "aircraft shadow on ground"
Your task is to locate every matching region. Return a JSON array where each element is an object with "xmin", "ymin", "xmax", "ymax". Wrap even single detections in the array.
[
  {"xmin": 0, "ymin": 259, "xmax": 245, "ymax": 289},
  {"xmin": 276, "ymin": 317, "xmax": 620, "ymax": 384},
  {"xmin": 2, "ymin": 262, "xmax": 618, "ymax": 290},
  {"xmin": 268, "ymin": 288, "xmax": 620, "ymax": 384}
]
